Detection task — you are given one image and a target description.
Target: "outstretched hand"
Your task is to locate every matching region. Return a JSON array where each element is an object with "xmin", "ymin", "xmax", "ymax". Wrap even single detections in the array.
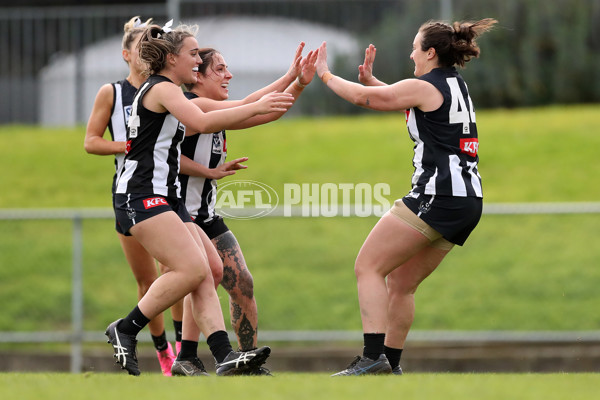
[
  {"xmin": 287, "ymin": 42, "xmax": 306, "ymax": 80},
  {"xmin": 256, "ymin": 91, "xmax": 294, "ymax": 114},
  {"xmin": 315, "ymin": 42, "xmax": 330, "ymax": 78},
  {"xmin": 210, "ymin": 157, "xmax": 248, "ymax": 179},
  {"xmin": 358, "ymin": 44, "xmax": 377, "ymax": 85},
  {"xmin": 297, "ymin": 49, "xmax": 319, "ymax": 86}
]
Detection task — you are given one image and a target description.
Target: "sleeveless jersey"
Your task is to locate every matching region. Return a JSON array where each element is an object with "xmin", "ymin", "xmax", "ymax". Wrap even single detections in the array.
[
  {"xmin": 115, "ymin": 75, "xmax": 186, "ymax": 198},
  {"xmin": 107, "ymin": 79, "xmax": 137, "ymax": 192},
  {"xmin": 179, "ymin": 92, "xmax": 227, "ymax": 222},
  {"xmin": 405, "ymin": 67, "xmax": 482, "ymax": 198}
]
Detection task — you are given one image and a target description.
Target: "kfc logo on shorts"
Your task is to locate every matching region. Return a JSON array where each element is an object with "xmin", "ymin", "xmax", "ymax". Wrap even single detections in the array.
[
  {"xmin": 143, "ymin": 197, "xmax": 168, "ymax": 209},
  {"xmin": 125, "ymin": 140, "xmax": 132, "ymax": 154},
  {"xmin": 460, "ymin": 138, "xmax": 479, "ymax": 157}
]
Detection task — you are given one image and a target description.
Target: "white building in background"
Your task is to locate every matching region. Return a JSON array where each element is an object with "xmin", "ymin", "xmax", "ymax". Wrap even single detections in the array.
[{"xmin": 39, "ymin": 16, "xmax": 359, "ymax": 126}]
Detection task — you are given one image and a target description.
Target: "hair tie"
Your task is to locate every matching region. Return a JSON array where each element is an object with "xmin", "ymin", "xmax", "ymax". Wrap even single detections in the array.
[
  {"xmin": 133, "ymin": 17, "xmax": 147, "ymax": 29},
  {"xmin": 158, "ymin": 19, "xmax": 173, "ymax": 38}
]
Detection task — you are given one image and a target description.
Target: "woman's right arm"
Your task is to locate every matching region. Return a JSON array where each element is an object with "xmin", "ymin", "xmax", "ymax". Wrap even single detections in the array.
[
  {"xmin": 156, "ymin": 84, "xmax": 294, "ymax": 135},
  {"xmin": 185, "ymin": 42, "xmax": 305, "ymax": 112},
  {"xmin": 84, "ymin": 84, "xmax": 127, "ymax": 155}
]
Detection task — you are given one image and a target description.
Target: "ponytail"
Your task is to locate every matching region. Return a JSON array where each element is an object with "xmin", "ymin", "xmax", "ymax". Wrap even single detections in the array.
[
  {"xmin": 136, "ymin": 22, "xmax": 198, "ymax": 76},
  {"xmin": 420, "ymin": 18, "xmax": 497, "ymax": 68}
]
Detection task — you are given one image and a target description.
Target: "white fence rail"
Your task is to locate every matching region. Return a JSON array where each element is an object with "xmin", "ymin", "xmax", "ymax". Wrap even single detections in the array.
[{"xmin": 1, "ymin": 203, "xmax": 600, "ymax": 373}]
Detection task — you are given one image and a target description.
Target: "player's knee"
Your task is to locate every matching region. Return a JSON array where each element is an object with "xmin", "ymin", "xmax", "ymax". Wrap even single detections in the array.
[
  {"xmin": 388, "ymin": 275, "xmax": 418, "ymax": 296},
  {"xmin": 238, "ymin": 270, "xmax": 254, "ymax": 297},
  {"xmin": 222, "ymin": 268, "xmax": 254, "ymax": 299},
  {"xmin": 211, "ymin": 265, "xmax": 223, "ymax": 287},
  {"xmin": 209, "ymin": 256, "xmax": 224, "ymax": 286},
  {"xmin": 354, "ymin": 258, "xmax": 368, "ymax": 280},
  {"xmin": 180, "ymin": 259, "xmax": 210, "ymax": 289}
]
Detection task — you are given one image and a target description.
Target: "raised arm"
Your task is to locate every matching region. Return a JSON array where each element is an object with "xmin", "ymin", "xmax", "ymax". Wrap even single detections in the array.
[
  {"xmin": 193, "ymin": 42, "xmax": 306, "ymax": 112},
  {"xmin": 84, "ymin": 84, "xmax": 127, "ymax": 155},
  {"xmin": 239, "ymin": 41, "xmax": 305, "ymax": 104},
  {"xmin": 150, "ymin": 83, "xmax": 294, "ymax": 134},
  {"xmin": 315, "ymin": 42, "xmax": 439, "ymax": 112},
  {"xmin": 187, "ymin": 49, "xmax": 318, "ymax": 131},
  {"xmin": 227, "ymin": 48, "xmax": 319, "ymax": 129},
  {"xmin": 358, "ymin": 44, "xmax": 388, "ymax": 87}
]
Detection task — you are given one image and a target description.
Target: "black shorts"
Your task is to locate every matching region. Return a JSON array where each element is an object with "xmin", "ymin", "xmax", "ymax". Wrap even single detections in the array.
[
  {"xmin": 114, "ymin": 193, "xmax": 192, "ymax": 236},
  {"xmin": 112, "ymin": 193, "xmax": 125, "ymax": 235},
  {"xmin": 192, "ymin": 215, "xmax": 230, "ymax": 240},
  {"xmin": 401, "ymin": 194, "xmax": 482, "ymax": 246}
]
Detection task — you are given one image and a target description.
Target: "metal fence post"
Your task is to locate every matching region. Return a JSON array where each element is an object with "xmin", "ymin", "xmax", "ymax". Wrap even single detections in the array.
[{"xmin": 70, "ymin": 214, "xmax": 83, "ymax": 373}]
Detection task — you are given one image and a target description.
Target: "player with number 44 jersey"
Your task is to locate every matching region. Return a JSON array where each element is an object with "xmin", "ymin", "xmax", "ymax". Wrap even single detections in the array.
[
  {"xmin": 314, "ymin": 18, "xmax": 497, "ymax": 376},
  {"xmin": 406, "ymin": 67, "xmax": 482, "ymax": 198}
]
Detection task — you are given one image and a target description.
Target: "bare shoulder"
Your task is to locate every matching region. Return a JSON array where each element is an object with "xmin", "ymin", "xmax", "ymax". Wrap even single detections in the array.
[
  {"xmin": 92, "ymin": 83, "xmax": 115, "ymax": 108},
  {"xmin": 393, "ymin": 79, "xmax": 442, "ymax": 112},
  {"xmin": 145, "ymin": 81, "xmax": 187, "ymax": 112},
  {"xmin": 96, "ymin": 83, "xmax": 114, "ymax": 100}
]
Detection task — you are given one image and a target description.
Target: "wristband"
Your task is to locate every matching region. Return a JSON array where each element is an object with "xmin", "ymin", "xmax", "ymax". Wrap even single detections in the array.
[
  {"xmin": 295, "ymin": 77, "xmax": 306, "ymax": 89},
  {"xmin": 321, "ymin": 71, "xmax": 334, "ymax": 85}
]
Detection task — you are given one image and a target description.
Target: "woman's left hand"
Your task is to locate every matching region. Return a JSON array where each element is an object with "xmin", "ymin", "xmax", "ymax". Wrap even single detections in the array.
[{"xmin": 358, "ymin": 44, "xmax": 377, "ymax": 85}]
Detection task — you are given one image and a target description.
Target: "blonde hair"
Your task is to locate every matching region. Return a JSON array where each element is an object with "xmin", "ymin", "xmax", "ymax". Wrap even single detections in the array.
[
  {"xmin": 137, "ymin": 22, "xmax": 199, "ymax": 77},
  {"xmin": 122, "ymin": 16, "xmax": 153, "ymax": 51}
]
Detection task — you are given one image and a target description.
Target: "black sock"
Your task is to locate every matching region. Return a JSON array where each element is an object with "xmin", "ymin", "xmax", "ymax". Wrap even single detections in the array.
[
  {"xmin": 384, "ymin": 345, "xmax": 403, "ymax": 369},
  {"xmin": 151, "ymin": 330, "xmax": 169, "ymax": 352},
  {"xmin": 177, "ymin": 340, "xmax": 199, "ymax": 361},
  {"xmin": 363, "ymin": 333, "xmax": 385, "ymax": 361},
  {"xmin": 173, "ymin": 320, "xmax": 183, "ymax": 342},
  {"xmin": 117, "ymin": 306, "xmax": 150, "ymax": 336},
  {"xmin": 207, "ymin": 330, "xmax": 233, "ymax": 363}
]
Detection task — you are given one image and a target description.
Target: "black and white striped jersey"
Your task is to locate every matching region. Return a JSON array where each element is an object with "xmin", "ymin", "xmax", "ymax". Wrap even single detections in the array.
[
  {"xmin": 179, "ymin": 92, "xmax": 227, "ymax": 222},
  {"xmin": 179, "ymin": 129, "xmax": 227, "ymax": 222},
  {"xmin": 107, "ymin": 79, "xmax": 137, "ymax": 192},
  {"xmin": 115, "ymin": 75, "xmax": 186, "ymax": 198},
  {"xmin": 405, "ymin": 67, "xmax": 483, "ymax": 198}
]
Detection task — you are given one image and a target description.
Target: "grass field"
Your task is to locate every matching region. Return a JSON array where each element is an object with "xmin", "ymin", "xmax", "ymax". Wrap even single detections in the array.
[
  {"xmin": 1, "ymin": 372, "xmax": 598, "ymax": 400},
  {"xmin": 1, "ymin": 105, "xmax": 600, "ymax": 334}
]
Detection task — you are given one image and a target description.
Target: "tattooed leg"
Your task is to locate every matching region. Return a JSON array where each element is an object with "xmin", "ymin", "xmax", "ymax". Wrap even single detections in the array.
[{"xmin": 212, "ymin": 231, "xmax": 258, "ymax": 351}]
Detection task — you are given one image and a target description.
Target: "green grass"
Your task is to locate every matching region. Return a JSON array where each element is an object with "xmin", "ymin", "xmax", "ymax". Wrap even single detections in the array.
[
  {"xmin": 0, "ymin": 372, "xmax": 598, "ymax": 400},
  {"xmin": 3, "ymin": 104, "xmax": 600, "ymax": 208},
  {"xmin": 1, "ymin": 105, "xmax": 600, "ymax": 333}
]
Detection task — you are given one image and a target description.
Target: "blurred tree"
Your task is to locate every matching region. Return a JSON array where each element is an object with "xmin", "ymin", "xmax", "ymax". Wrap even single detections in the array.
[{"xmin": 317, "ymin": 0, "xmax": 600, "ymax": 111}]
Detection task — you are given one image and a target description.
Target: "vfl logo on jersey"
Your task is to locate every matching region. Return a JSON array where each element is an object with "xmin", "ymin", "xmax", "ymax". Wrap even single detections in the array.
[
  {"xmin": 212, "ymin": 134, "xmax": 225, "ymax": 155},
  {"xmin": 143, "ymin": 197, "xmax": 168, "ymax": 209},
  {"xmin": 460, "ymin": 138, "xmax": 479, "ymax": 157},
  {"xmin": 124, "ymin": 105, "xmax": 132, "ymax": 124}
]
